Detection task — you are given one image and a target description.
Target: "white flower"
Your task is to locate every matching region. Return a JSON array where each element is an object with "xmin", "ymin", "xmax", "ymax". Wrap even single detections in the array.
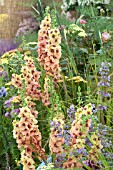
[
  {"xmin": 62, "ymin": 0, "xmax": 110, "ymax": 9},
  {"xmin": 102, "ymin": 32, "xmax": 111, "ymax": 43},
  {"xmin": 69, "ymin": 0, "xmax": 76, "ymax": 5}
]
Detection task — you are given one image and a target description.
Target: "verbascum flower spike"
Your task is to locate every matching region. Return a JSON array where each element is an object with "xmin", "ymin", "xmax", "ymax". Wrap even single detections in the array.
[
  {"xmin": 88, "ymin": 133, "xmax": 103, "ymax": 162},
  {"xmin": 49, "ymin": 114, "xmax": 64, "ymax": 154},
  {"xmin": 38, "ymin": 14, "xmax": 61, "ymax": 82},
  {"xmin": 41, "ymin": 76, "xmax": 50, "ymax": 106},
  {"xmin": 70, "ymin": 103, "xmax": 92, "ymax": 147},
  {"xmin": 45, "ymin": 28, "xmax": 61, "ymax": 82},
  {"xmin": 21, "ymin": 56, "xmax": 41, "ymax": 100},
  {"xmin": 12, "ymin": 106, "xmax": 45, "ymax": 169},
  {"xmin": 25, "ymin": 96, "xmax": 38, "ymax": 118},
  {"xmin": 38, "ymin": 14, "xmax": 51, "ymax": 65},
  {"xmin": 21, "ymin": 150, "xmax": 35, "ymax": 170},
  {"xmin": 63, "ymin": 103, "xmax": 93, "ymax": 168}
]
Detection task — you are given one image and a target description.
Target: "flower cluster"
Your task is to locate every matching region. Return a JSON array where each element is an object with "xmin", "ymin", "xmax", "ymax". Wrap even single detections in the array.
[
  {"xmin": 88, "ymin": 133, "xmax": 103, "ymax": 162},
  {"xmin": 86, "ymin": 121, "xmax": 113, "ymax": 166},
  {"xmin": 2, "ymin": 9, "xmax": 109, "ymax": 170},
  {"xmin": 63, "ymin": 153, "xmax": 83, "ymax": 168},
  {"xmin": 16, "ymin": 17, "xmax": 38, "ymax": 37},
  {"xmin": 61, "ymin": 0, "xmax": 110, "ymax": 11},
  {"xmin": 63, "ymin": 104, "xmax": 93, "ymax": 168},
  {"xmin": 67, "ymin": 104, "xmax": 75, "ymax": 122},
  {"xmin": 45, "ymin": 28, "xmax": 61, "ymax": 82},
  {"xmin": 4, "ymin": 96, "xmax": 20, "ymax": 117},
  {"xmin": 24, "ymin": 96, "xmax": 39, "ymax": 118},
  {"xmin": 70, "ymin": 103, "xmax": 92, "ymax": 147},
  {"xmin": 48, "ymin": 103, "xmax": 104, "ymax": 169},
  {"xmin": 5, "ymin": 108, "xmax": 20, "ymax": 117},
  {"xmin": 11, "ymin": 54, "xmax": 47, "ymax": 169},
  {"xmin": 13, "ymin": 103, "xmax": 45, "ymax": 169},
  {"xmin": 96, "ymin": 124, "xmax": 113, "ymax": 165},
  {"xmin": 38, "ymin": 14, "xmax": 51, "ymax": 66},
  {"xmin": 12, "ymin": 54, "xmax": 51, "ymax": 105},
  {"xmin": 0, "ymin": 86, "xmax": 7, "ymax": 98},
  {"xmin": 4, "ymin": 96, "xmax": 15, "ymax": 108},
  {"xmin": 98, "ymin": 62, "xmax": 111, "ymax": 87},
  {"xmin": 63, "ymin": 105, "xmax": 76, "ymax": 147},
  {"xmin": 96, "ymin": 62, "xmax": 111, "ymax": 112},
  {"xmin": 38, "ymin": 15, "xmax": 62, "ymax": 82},
  {"xmin": 21, "ymin": 56, "xmax": 41, "ymax": 100},
  {"xmin": 66, "ymin": 24, "xmax": 87, "ymax": 37}
]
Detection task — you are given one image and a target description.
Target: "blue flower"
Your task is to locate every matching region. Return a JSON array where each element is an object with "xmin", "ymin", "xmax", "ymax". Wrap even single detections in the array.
[
  {"xmin": 97, "ymin": 104, "xmax": 107, "ymax": 111},
  {"xmin": 1, "ymin": 87, "xmax": 6, "ymax": 92},
  {"xmin": 98, "ymin": 81, "xmax": 110, "ymax": 87},
  {"xmin": 67, "ymin": 104, "xmax": 75, "ymax": 122},
  {"xmin": 0, "ymin": 86, "xmax": 7, "ymax": 98},
  {"xmin": 98, "ymin": 91, "xmax": 111, "ymax": 98}
]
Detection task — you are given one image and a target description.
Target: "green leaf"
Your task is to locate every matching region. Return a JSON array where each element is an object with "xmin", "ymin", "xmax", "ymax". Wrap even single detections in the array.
[{"xmin": 79, "ymin": 48, "xmax": 88, "ymax": 54}]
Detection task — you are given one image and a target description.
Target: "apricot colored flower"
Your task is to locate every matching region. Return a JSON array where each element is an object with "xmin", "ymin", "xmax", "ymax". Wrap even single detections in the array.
[{"xmin": 11, "ymin": 74, "xmax": 22, "ymax": 89}]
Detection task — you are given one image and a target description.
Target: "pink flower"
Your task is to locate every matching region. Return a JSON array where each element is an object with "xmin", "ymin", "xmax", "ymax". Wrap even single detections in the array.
[
  {"xmin": 66, "ymin": 11, "xmax": 71, "ymax": 20},
  {"xmin": 80, "ymin": 19, "xmax": 87, "ymax": 25},
  {"xmin": 102, "ymin": 32, "xmax": 111, "ymax": 43},
  {"xmin": 58, "ymin": 25, "xmax": 65, "ymax": 31}
]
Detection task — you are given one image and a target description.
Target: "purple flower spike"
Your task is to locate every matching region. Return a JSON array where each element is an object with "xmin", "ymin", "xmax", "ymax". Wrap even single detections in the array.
[{"xmin": 96, "ymin": 61, "xmax": 111, "ymax": 112}]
